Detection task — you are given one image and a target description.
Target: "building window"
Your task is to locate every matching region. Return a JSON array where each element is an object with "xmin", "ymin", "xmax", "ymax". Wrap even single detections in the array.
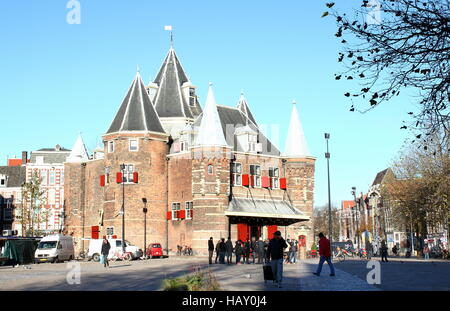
[
  {"xmin": 36, "ymin": 156, "xmax": 44, "ymax": 164},
  {"xmin": 40, "ymin": 170, "xmax": 48, "ymax": 186},
  {"xmin": 49, "ymin": 171, "xmax": 56, "ymax": 185},
  {"xmin": 172, "ymin": 203, "xmax": 181, "ymax": 220},
  {"xmin": 185, "ymin": 202, "xmax": 193, "ymax": 219},
  {"xmin": 207, "ymin": 165, "xmax": 213, "ymax": 175},
  {"xmin": 250, "ymin": 164, "xmax": 261, "ymax": 187},
  {"xmin": 121, "ymin": 164, "xmax": 135, "ymax": 183},
  {"xmin": 189, "ymin": 88, "xmax": 195, "ymax": 106},
  {"xmin": 129, "ymin": 139, "xmax": 138, "ymax": 151},
  {"xmin": 269, "ymin": 167, "xmax": 279, "ymax": 188},
  {"xmin": 232, "ymin": 162, "xmax": 242, "ymax": 186},
  {"xmin": 106, "ymin": 227, "xmax": 114, "ymax": 236},
  {"xmin": 0, "ymin": 175, "xmax": 6, "ymax": 187},
  {"xmin": 60, "ymin": 171, "xmax": 64, "ymax": 184},
  {"xmin": 108, "ymin": 141, "xmax": 114, "ymax": 153},
  {"xmin": 180, "ymin": 141, "xmax": 187, "ymax": 152}
]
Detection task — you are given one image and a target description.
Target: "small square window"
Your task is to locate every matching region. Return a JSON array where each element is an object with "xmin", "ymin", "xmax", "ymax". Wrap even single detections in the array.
[
  {"xmin": 207, "ymin": 165, "xmax": 213, "ymax": 175},
  {"xmin": 108, "ymin": 141, "xmax": 115, "ymax": 153},
  {"xmin": 106, "ymin": 227, "xmax": 114, "ymax": 236},
  {"xmin": 129, "ymin": 139, "xmax": 138, "ymax": 151}
]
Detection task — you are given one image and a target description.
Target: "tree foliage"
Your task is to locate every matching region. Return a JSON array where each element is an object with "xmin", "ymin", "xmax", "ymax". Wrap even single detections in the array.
[
  {"xmin": 381, "ymin": 136, "xmax": 449, "ymax": 236},
  {"xmin": 20, "ymin": 171, "xmax": 46, "ymax": 236},
  {"xmin": 313, "ymin": 204, "xmax": 340, "ymax": 241},
  {"xmin": 323, "ymin": 0, "xmax": 450, "ymax": 145}
]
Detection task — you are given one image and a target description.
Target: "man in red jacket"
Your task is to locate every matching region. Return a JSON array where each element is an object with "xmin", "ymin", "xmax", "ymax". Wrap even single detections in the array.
[{"xmin": 313, "ymin": 232, "xmax": 335, "ymax": 276}]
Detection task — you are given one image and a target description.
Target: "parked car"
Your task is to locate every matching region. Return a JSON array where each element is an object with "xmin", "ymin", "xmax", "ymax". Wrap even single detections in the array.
[
  {"xmin": 87, "ymin": 238, "xmax": 142, "ymax": 262},
  {"xmin": 146, "ymin": 243, "xmax": 163, "ymax": 259},
  {"xmin": 35, "ymin": 235, "xmax": 74, "ymax": 263}
]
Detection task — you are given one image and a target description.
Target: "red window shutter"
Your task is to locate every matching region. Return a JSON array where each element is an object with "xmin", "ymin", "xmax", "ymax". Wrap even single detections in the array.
[
  {"xmin": 179, "ymin": 210, "xmax": 186, "ymax": 219},
  {"xmin": 242, "ymin": 174, "xmax": 249, "ymax": 187},
  {"xmin": 190, "ymin": 209, "xmax": 193, "ymax": 218},
  {"xmin": 91, "ymin": 226, "xmax": 100, "ymax": 239},
  {"xmin": 112, "ymin": 235, "xmax": 117, "ymax": 239},
  {"xmin": 280, "ymin": 177, "xmax": 287, "ymax": 190},
  {"xmin": 116, "ymin": 172, "xmax": 123, "ymax": 183},
  {"xmin": 250, "ymin": 175, "xmax": 255, "ymax": 187},
  {"xmin": 261, "ymin": 176, "xmax": 270, "ymax": 188},
  {"xmin": 133, "ymin": 172, "xmax": 138, "ymax": 183},
  {"xmin": 269, "ymin": 177, "xmax": 273, "ymax": 189},
  {"xmin": 166, "ymin": 211, "xmax": 172, "ymax": 220},
  {"xmin": 100, "ymin": 175, "xmax": 105, "ymax": 187}
]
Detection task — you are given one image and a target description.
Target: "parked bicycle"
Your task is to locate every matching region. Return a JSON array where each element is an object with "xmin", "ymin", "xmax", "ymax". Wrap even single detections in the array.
[
  {"xmin": 333, "ymin": 247, "xmax": 346, "ymax": 262},
  {"xmin": 111, "ymin": 250, "xmax": 132, "ymax": 262}
]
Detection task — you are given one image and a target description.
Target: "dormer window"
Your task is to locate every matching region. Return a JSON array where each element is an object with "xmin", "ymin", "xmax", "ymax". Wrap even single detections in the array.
[
  {"xmin": 0, "ymin": 175, "xmax": 7, "ymax": 187},
  {"xmin": 189, "ymin": 88, "xmax": 196, "ymax": 106}
]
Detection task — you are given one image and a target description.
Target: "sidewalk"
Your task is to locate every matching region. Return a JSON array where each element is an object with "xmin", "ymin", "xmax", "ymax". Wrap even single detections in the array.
[{"xmin": 203, "ymin": 258, "xmax": 379, "ymax": 291}]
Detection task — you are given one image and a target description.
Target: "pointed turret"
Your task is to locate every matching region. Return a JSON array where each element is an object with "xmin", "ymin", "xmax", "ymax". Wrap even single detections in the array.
[
  {"xmin": 194, "ymin": 83, "xmax": 228, "ymax": 147},
  {"xmin": 66, "ymin": 133, "xmax": 90, "ymax": 163},
  {"xmin": 237, "ymin": 92, "xmax": 257, "ymax": 125},
  {"xmin": 283, "ymin": 101, "xmax": 310, "ymax": 157},
  {"xmin": 153, "ymin": 47, "xmax": 202, "ymax": 119},
  {"xmin": 106, "ymin": 71, "xmax": 165, "ymax": 134}
]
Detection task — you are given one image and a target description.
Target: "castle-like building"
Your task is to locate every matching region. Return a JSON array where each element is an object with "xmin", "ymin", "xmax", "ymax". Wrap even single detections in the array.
[{"xmin": 63, "ymin": 45, "xmax": 316, "ymax": 256}]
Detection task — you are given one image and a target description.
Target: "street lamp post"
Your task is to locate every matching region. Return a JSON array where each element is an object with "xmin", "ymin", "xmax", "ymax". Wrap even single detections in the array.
[
  {"xmin": 120, "ymin": 164, "xmax": 126, "ymax": 253},
  {"xmin": 324, "ymin": 133, "xmax": 332, "ymax": 245},
  {"xmin": 352, "ymin": 187, "xmax": 360, "ymax": 249},
  {"xmin": 142, "ymin": 198, "xmax": 148, "ymax": 259}
]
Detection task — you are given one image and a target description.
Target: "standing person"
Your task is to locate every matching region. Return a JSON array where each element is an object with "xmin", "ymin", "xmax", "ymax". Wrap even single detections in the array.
[
  {"xmin": 257, "ymin": 238, "xmax": 265, "ymax": 264},
  {"xmin": 219, "ymin": 238, "xmax": 226, "ymax": 264},
  {"xmin": 208, "ymin": 237, "xmax": 214, "ymax": 265},
  {"xmin": 291, "ymin": 240, "xmax": 298, "ymax": 264},
  {"xmin": 244, "ymin": 239, "xmax": 251, "ymax": 264},
  {"xmin": 101, "ymin": 237, "xmax": 111, "ymax": 268},
  {"xmin": 313, "ymin": 232, "xmax": 335, "ymax": 277},
  {"xmin": 267, "ymin": 231, "xmax": 288, "ymax": 288},
  {"xmin": 225, "ymin": 237, "xmax": 234, "ymax": 264},
  {"xmin": 287, "ymin": 240, "xmax": 294, "ymax": 264},
  {"xmin": 423, "ymin": 244, "xmax": 430, "ymax": 260},
  {"xmin": 215, "ymin": 240, "xmax": 220, "ymax": 264},
  {"xmin": 235, "ymin": 240, "xmax": 243, "ymax": 264},
  {"xmin": 250, "ymin": 237, "xmax": 257, "ymax": 264},
  {"xmin": 392, "ymin": 244, "xmax": 398, "ymax": 256},
  {"xmin": 380, "ymin": 239, "xmax": 389, "ymax": 262}
]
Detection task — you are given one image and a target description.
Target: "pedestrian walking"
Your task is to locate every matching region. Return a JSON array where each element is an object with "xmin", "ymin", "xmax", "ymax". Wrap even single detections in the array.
[
  {"xmin": 208, "ymin": 237, "xmax": 214, "ymax": 264},
  {"xmin": 313, "ymin": 232, "xmax": 335, "ymax": 277},
  {"xmin": 235, "ymin": 240, "xmax": 243, "ymax": 264},
  {"xmin": 215, "ymin": 240, "xmax": 220, "ymax": 264},
  {"xmin": 101, "ymin": 237, "xmax": 111, "ymax": 268},
  {"xmin": 219, "ymin": 238, "xmax": 226, "ymax": 264},
  {"xmin": 423, "ymin": 244, "xmax": 430, "ymax": 260},
  {"xmin": 380, "ymin": 239, "xmax": 388, "ymax": 262},
  {"xmin": 287, "ymin": 240, "xmax": 295, "ymax": 263},
  {"xmin": 225, "ymin": 237, "xmax": 234, "ymax": 264},
  {"xmin": 291, "ymin": 240, "xmax": 298, "ymax": 264},
  {"xmin": 256, "ymin": 238, "xmax": 265, "ymax": 264},
  {"xmin": 266, "ymin": 230, "xmax": 288, "ymax": 288}
]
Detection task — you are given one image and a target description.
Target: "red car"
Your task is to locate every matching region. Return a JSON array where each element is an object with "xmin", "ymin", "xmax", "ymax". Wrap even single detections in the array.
[{"xmin": 146, "ymin": 243, "xmax": 163, "ymax": 258}]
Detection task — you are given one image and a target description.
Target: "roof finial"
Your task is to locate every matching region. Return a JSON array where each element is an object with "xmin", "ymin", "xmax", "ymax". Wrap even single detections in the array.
[
  {"xmin": 136, "ymin": 64, "xmax": 140, "ymax": 73},
  {"xmin": 209, "ymin": 81, "xmax": 213, "ymax": 87},
  {"xmin": 292, "ymin": 100, "xmax": 296, "ymax": 105},
  {"xmin": 164, "ymin": 25, "xmax": 173, "ymax": 48}
]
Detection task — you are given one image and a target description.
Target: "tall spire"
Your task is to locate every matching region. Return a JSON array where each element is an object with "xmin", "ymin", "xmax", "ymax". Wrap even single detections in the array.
[
  {"xmin": 194, "ymin": 83, "xmax": 228, "ymax": 147},
  {"xmin": 66, "ymin": 133, "xmax": 90, "ymax": 163},
  {"xmin": 283, "ymin": 100, "xmax": 310, "ymax": 157},
  {"xmin": 153, "ymin": 48, "xmax": 202, "ymax": 118},
  {"xmin": 106, "ymin": 71, "xmax": 165, "ymax": 134},
  {"xmin": 237, "ymin": 92, "xmax": 257, "ymax": 126}
]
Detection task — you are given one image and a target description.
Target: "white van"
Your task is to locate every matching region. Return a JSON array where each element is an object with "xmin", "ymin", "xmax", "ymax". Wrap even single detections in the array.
[
  {"xmin": 87, "ymin": 238, "xmax": 142, "ymax": 262},
  {"xmin": 35, "ymin": 235, "xmax": 75, "ymax": 263}
]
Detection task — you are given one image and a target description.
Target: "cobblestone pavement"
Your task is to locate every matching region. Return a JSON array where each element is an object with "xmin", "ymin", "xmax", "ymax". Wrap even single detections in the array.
[{"xmin": 0, "ymin": 257, "xmax": 379, "ymax": 291}]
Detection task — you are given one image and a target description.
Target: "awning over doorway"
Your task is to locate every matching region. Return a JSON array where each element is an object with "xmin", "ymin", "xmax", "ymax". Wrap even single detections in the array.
[{"xmin": 225, "ymin": 197, "xmax": 310, "ymax": 222}]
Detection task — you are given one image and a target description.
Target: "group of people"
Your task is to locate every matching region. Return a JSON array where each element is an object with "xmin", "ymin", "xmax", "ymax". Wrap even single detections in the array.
[{"xmin": 207, "ymin": 236, "xmax": 300, "ymax": 266}]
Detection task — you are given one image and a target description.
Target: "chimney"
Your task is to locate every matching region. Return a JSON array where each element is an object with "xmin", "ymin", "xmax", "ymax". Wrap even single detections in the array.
[{"xmin": 21, "ymin": 151, "xmax": 28, "ymax": 165}]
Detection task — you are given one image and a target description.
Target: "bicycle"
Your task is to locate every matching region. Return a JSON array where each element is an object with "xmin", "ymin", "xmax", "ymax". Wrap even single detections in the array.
[
  {"xmin": 111, "ymin": 250, "xmax": 133, "ymax": 262},
  {"xmin": 333, "ymin": 248, "xmax": 346, "ymax": 262}
]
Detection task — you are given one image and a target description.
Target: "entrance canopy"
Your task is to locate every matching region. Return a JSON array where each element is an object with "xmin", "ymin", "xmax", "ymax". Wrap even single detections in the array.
[{"xmin": 225, "ymin": 197, "xmax": 310, "ymax": 226}]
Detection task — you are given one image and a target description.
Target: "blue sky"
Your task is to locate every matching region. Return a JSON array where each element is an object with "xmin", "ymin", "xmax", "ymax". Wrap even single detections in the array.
[{"xmin": 0, "ymin": 1, "xmax": 413, "ymax": 207}]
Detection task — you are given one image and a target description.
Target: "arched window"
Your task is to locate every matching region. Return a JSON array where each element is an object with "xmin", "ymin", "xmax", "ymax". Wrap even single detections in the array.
[{"xmin": 207, "ymin": 164, "xmax": 213, "ymax": 175}]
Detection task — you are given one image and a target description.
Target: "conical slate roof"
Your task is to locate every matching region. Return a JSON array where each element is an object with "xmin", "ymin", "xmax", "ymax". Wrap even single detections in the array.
[
  {"xmin": 153, "ymin": 47, "xmax": 202, "ymax": 118},
  {"xmin": 283, "ymin": 101, "xmax": 310, "ymax": 157},
  {"xmin": 237, "ymin": 92, "xmax": 257, "ymax": 125},
  {"xmin": 66, "ymin": 133, "xmax": 90, "ymax": 163},
  {"xmin": 194, "ymin": 83, "xmax": 228, "ymax": 147},
  {"xmin": 107, "ymin": 71, "xmax": 165, "ymax": 134}
]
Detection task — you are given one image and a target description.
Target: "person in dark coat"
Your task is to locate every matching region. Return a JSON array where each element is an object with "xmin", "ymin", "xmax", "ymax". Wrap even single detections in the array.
[
  {"xmin": 313, "ymin": 232, "xmax": 335, "ymax": 276},
  {"xmin": 215, "ymin": 241, "xmax": 220, "ymax": 264},
  {"xmin": 219, "ymin": 238, "xmax": 226, "ymax": 264},
  {"xmin": 244, "ymin": 239, "xmax": 251, "ymax": 264},
  {"xmin": 208, "ymin": 237, "xmax": 214, "ymax": 264},
  {"xmin": 235, "ymin": 240, "xmax": 243, "ymax": 264},
  {"xmin": 101, "ymin": 237, "xmax": 111, "ymax": 268},
  {"xmin": 267, "ymin": 231, "xmax": 288, "ymax": 288},
  {"xmin": 380, "ymin": 239, "xmax": 389, "ymax": 262},
  {"xmin": 225, "ymin": 237, "xmax": 234, "ymax": 264},
  {"xmin": 256, "ymin": 238, "xmax": 265, "ymax": 264}
]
